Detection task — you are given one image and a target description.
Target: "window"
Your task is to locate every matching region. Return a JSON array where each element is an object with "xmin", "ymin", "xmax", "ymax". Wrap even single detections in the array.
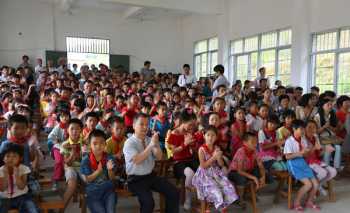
[
  {"xmin": 66, "ymin": 37, "xmax": 110, "ymax": 70},
  {"xmin": 230, "ymin": 29, "xmax": 292, "ymax": 85},
  {"xmin": 194, "ymin": 37, "xmax": 218, "ymax": 78},
  {"xmin": 311, "ymin": 28, "xmax": 350, "ymax": 95}
]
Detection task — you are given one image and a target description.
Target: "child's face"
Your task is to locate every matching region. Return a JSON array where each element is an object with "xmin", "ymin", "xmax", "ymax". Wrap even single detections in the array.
[
  {"xmin": 305, "ymin": 122, "xmax": 317, "ymax": 135},
  {"xmin": 249, "ymin": 104, "xmax": 258, "ymax": 115},
  {"xmin": 90, "ymin": 136, "xmax": 106, "ymax": 156},
  {"xmin": 245, "ymin": 137, "xmax": 257, "ymax": 150},
  {"xmin": 267, "ymin": 122, "xmax": 277, "ymax": 131},
  {"xmin": 157, "ymin": 106, "xmax": 167, "ymax": 117},
  {"xmin": 60, "ymin": 113, "xmax": 70, "ymax": 124},
  {"xmin": 68, "ymin": 123, "xmax": 82, "ymax": 140},
  {"xmin": 4, "ymin": 152, "xmax": 21, "ymax": 167},
  {"xmin": 182, "ymin": 120, "xmax": 195, "ymax": 133},
  {"xmin": 235, "ymin": 110, "xmax": 245, "ymax": 121},
  {"xmin": 87, "ymin": 97, "xmax": 94, "ymax": 107},
  {"xmin": 213, "ymin": 100, "xmax": 225, "ymax": 112},
  {"xmin": 322, "ymin": 102, "xmax": 333, "ymax": 112},
  {"xmin": 116, "ymin": 98, "xmax": 124, "ymax": 106},
  {"xmin": 281, "ymin": 98, "xmax": 289, "ymax": 108},
  {"xmin": 285, "ymin": 116, "xmax": 294, "ymax": 126},
  {"xmin": 106, "ymin": 95, "xmax": 114, "ymax": 102},
  {"xmin": 259, "ymin": 107, "xmax": 269, "ymax": 119},
  {"xmin": 342, "ymin": 100, "xmax": 350, "ymax": 111},
  {"xmin": 293, "ymin": 127, "xmax": 304, "ymax": 138},
  {"xmin": 51, "ymin": 93, "xmax": 58, "ymax": 102},
  {"xmin": 208, "ymin": 114, "xmax": 220, "ymax": 127},
  {"xmin": 204, "ymin": 130, "xmax": 217, "ymax": 145},
  {"xmin": 218, "ymin": 87, "xmax": 227, "ymax": 96},
  {"xmin": 141, "ymin": 107, "xmax": 150, "ymax": 114},
  {"xmin": 112, "ymin": 122, "xmax": 124, "ymax": 137},
  {"xmin": 86, "ymin": 117, "xmax": 98, "ymax": 129},
  {"xmin": 9, "ymin": 123, "xmax": 27, "ymax": 139}
]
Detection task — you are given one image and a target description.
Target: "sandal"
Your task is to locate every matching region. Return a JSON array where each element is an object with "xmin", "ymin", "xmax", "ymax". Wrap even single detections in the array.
[
  {"xmin": 305, "ymin": 203, "xmax": 321, "ymax": 211},
  {"xmin": 293, "ymin": 205, "xmax": 304, "ymax": 212}
]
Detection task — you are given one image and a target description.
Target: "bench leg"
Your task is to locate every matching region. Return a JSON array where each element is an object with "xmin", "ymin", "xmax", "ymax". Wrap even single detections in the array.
[
  {"xmin": 327, "ymin": 180, "xmax": 336, "ymax": 202},
  {"xmin": 288, "ymin": 176, "xmax": 293, "ymax": 209},
  {"xmin": 200, "ymin": 200, "xmax": 207, "ymax": 213},
  {"xmin": 273, "ymin": 178, "xmax": 285, "ymax": 204}
]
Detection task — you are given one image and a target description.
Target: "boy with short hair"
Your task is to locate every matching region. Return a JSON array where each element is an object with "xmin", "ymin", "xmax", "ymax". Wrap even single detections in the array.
[
  {"xmin": 83, "ymin": 112, "xmax": 99, "ymax": 141},
  {"xmin": 80, "ymin": 129, "xmax": 117, "ymax": 213},
  {"xmin": 149, "ymin": 102, "xmax": 171, "ymax": 151},
  {"xmin": 60, "ymin": 118, "xmax": 85, "ymax": 209}
]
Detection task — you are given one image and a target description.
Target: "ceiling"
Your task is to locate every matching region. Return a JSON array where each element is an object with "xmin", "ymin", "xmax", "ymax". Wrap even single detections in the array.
[{"xmin": 50, "ymin": 0, "xmax": 221, "ymax": 20}]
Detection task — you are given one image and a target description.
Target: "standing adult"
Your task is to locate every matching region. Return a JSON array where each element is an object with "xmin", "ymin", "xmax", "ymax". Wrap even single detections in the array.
[
  {"xmin": 123, "ymin": 113, "xmax": 179, "ymax": 213},
  {"xmin": 254, "ymin": 67, "xmax": 271, "ymax": 88},
  {"xmin": 140, "ymin": 61, "xmax": 155, "ymax": 81},
  {"xmin": 212, "ymin": 64, "xmax": 230, "ymax": 97},
  {"xmin": 177, "ymin": 64, "xmax": 196, "ymax": 87}
]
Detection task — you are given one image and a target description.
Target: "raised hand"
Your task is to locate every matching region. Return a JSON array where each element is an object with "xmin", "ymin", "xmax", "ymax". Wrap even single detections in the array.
[
  {"xmin": 107, "ymin": 160, "xmax": 114, "ymax": 171},
  {"xmin": 184, "ymin": 134, "xmax": 194, "ymax": 146}
]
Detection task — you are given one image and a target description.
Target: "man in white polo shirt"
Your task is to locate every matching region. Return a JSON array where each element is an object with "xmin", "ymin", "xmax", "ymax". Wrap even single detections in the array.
[{"xmin": 123, "ymin": 113, "xmax": 179, "ymax": 213}]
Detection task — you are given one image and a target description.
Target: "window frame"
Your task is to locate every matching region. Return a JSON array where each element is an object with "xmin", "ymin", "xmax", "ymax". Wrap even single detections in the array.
[
  {"xmin": 229, "ymin": 28, "xmax": 292, "ymax": 84},
  {"xmin": 66, "ymin": 36, "xmax": 110, "ymax": 54},
  {"xmin": 310, "ymin": 27, "xmax": 350, "ymax": 94},
  {"xmin": 193, "ymin": 36, "xmax": 218, "ymax": 78}
]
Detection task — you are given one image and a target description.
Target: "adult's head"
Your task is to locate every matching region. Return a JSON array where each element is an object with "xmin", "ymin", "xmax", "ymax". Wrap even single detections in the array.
[
  {"xmin": 213, "ymin": 64, "xmax": 224, "ymax": 76},
  {"xmin": 144, "ymin": 61, "xmax": 151, "ymax": 69},
  {"xmin": 183, "ymin": 64, "xmax": 191, "ymax": 75},
  {"xmin": 258, "ymin": 67, "xmax": 266, "ymax": 77}
]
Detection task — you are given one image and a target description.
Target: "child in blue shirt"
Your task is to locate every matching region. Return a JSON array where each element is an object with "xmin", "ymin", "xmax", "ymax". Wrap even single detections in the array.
[
  {"xmin": 80, "ymin": 129, "xmax": 117, "ymax": 213},
  {"xmin": 149, "ymin": 102, "xmax": 170, "ymax": 151}
]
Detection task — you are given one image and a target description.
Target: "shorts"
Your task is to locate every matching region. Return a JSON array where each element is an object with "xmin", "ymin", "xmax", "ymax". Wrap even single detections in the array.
[{"xmin": 64, "ymin": 167, "xmax": 82, "ymax": 182}]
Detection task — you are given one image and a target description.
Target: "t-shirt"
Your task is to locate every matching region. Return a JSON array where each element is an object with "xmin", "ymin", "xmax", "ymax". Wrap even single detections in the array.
[
  {"xmin": 284, "ymin": 136, "xmax": 309, "ymax": 155},
  {"xmin": 80, "ymin": 154, "xmax": 115, "ymax": 186},
  {"xmin": 0, "ymin": 164, "xmax": 31, "ymax": 198},
  {"xmin": 246, "ymin": 114, "xmax": 264, "ymax": 133},
  {"xmin": 336, "ymin": 110, "xmax": 348, "ymax": 139},
  {"xmin": 167, "ymin": 133, "xmax": 193, "ymax": 161},
  {"xmin": 105, "ymin": 136, "xmax": 126, "ymax": 156},
  {"xmin": 230, "ymin": 147, "xmax": 260, "ymax": 172},
  {"xmin": 122, "ymin": 107, "xmax": 137, "ymax": 128}
]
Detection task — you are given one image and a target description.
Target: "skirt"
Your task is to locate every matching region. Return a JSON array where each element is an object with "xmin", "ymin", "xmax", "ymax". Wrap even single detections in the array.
[{"xmin": 287, "ymin": 157, "xmax": 314, "ymax": 180}]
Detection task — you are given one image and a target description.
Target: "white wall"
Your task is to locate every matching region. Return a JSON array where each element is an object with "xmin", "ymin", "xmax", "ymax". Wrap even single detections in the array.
[
  {"xmin": 0, "ymin": 0, "xmax": 183, "ymax": 73},
  {"xmin": 180, "ymin": 0, "xmax": 350, "ymax": 90}
]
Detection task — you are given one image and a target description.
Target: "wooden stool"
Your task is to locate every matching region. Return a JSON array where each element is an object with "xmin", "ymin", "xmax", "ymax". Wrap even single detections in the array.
[{"xmin": 272, "ymin": 171, "xmax": 290, "ymax": 204}]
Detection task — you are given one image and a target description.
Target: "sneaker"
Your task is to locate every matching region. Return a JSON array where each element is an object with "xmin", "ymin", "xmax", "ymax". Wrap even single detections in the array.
[
  {"xmin": 183, "ymin": 201, "xmax": 191, "ymax": 211},
  {"xmin": 319, "ymin": 186, "xmax": 328, "ymax": 196},
  {"xmin": 52, "ymin": 182, "xmax": 58, "ymax": 191}
]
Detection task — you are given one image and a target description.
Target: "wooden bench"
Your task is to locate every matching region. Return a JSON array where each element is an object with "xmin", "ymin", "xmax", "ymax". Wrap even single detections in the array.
[
  {"xmin": 272, "ymin": 171, "xmax": 336, "ymax": 209},
  {"xmin": 38, "ymin": 200, "xmax": 65, "ymax": 213},
  {"xmin": 8, "ymin": 209, "xmax": 19, "ymax": 213},
  {"xmin": 188, "ymin": 181, "xmax": 258, "ymax": 213}
]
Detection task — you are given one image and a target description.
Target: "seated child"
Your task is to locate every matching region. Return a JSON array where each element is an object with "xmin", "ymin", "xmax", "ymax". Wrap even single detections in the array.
[
  {"xmin": 96, "ymin": 109, "xmax": 114, "ymax": 137},
  {"xmin": 231, "ymin": 108, "xmax": 247, "ymax": 156},
  {"xmin": 121, "ymin": 94, "xmax": 140, "ymax": 134},
  {"xmin": 83, "ymin": 112, "xmax": 99, "ymax": 141},
  {"xmin": 167, "ymin": 110, "xmax": 198, "ymax": 210},
  {"xmin": 245, "ymin": 101, "xmax": 262, "ymax": 134},
  {"xmin": 60, "ymin": 118, "xmax": 85, "ymax": 209},
  {"xmin": 277, "ymin": 109, "xmax": 295, "ymax": 141},
  {"xmin": 48, "ymin": 109, "xmax": 70, "ymax": 190},
  {"xmin": 149, "ymin": 102, "xmax": 171, "ymax": 151},
  {"xmin": 80, "ymin": 129, "xmax": 117, "ymax": 213},
  {"xmin": 228, "ymin": 132, "xmax": 266, "ymax": 208},
  {"xmin": 105, "ymin": 116, "xmax": 126, "ymax": 160},
  {"xmin": 258, "ymin": 114, "xmax": 287, "ymax": 175},
  {"xmin": 0, "ymin": 143, "xmax": 38, "ymax": 213},
  {"xmin": 192, "ymin": 126, "xmax": 238, "ymax": 212},
  {"xmin": 284, "ymin": 120, "xmax": 320, "ymax": 211},
  {"xmin": 305, "ymin": 120, "xmax": 337, "ymax": 196}
]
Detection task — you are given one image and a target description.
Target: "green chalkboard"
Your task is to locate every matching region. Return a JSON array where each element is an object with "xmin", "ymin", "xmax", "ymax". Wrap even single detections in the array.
[
  {"xmin": 110, "ymin": 54, "xmax": 130, "ymax": 72},
  {"xmin": 45, "ymin": 50, "xmax": 67, "ymax": 67}
]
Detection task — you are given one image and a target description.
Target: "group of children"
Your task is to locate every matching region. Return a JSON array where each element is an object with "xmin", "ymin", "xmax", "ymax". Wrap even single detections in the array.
[{"xmin": 0, "ymin": 60, "xmax": 349, "ymax": 213}]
